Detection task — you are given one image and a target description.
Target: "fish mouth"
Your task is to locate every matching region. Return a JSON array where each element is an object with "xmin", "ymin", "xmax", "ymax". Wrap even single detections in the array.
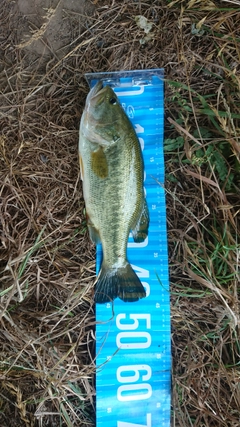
[
  {"xmin": 87, "ymin": 81, "xmax": 105, "ymax": 103},
  {"xmin": 84, "ymin": 81, "xmax": 104, "ymax": 122},
  {"xmin": 83, "ymin": 81, "xmax": 108, "ymax": 143}
]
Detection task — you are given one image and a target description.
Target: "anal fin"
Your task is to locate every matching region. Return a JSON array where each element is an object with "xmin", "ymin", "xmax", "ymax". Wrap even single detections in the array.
[{"xmin": 86, "ymin": 214, "xmax": 101, "ymax": 244}]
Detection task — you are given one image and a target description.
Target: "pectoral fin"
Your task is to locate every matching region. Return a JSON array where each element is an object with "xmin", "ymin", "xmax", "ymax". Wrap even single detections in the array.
[{"xmin": 131, "ymin": 199, "xmax": 149, "ymax": 243}]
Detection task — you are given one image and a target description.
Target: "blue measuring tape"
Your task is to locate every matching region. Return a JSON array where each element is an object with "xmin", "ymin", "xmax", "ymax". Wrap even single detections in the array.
[{"xmin": 85, "ymin": 70, "xmax": 170, "ymax": 427}]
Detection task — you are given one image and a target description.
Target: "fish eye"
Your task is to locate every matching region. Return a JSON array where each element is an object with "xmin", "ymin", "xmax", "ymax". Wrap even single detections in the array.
[{"xmin": 109, "ymin": 97, "xmax": 117, "ymax": 105}]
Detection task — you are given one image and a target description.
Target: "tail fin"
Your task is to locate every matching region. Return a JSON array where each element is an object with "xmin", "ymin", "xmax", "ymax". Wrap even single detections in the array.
[{"xmin": 95, "ymin": 262, "xmax": 146, "ymax": 304}]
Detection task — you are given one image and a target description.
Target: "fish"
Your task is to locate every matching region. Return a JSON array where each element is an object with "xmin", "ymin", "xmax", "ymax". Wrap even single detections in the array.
[{"xmin": 79, "ymin": 81, "xmax": 149, "ymax": 303}]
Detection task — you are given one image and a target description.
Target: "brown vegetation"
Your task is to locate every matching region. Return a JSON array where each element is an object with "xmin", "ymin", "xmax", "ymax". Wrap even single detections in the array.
[{"xmin": 0, "ymin": 0, "xmax": 239, "ymax": 426}]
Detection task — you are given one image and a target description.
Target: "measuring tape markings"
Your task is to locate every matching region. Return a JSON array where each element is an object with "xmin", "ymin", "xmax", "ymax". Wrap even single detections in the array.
[{"xmin": 92, "ymin": 71, "xmax": 170, "ymax": 427}]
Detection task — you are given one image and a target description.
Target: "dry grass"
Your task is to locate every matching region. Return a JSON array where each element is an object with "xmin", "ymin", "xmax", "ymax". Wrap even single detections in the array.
[{"xmin": 0, "ymin": 0, "xmax": 239, "ymax": 426}]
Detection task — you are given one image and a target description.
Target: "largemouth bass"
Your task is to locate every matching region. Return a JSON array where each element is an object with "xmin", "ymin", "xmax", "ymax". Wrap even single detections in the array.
[{"xmin": 79, "ymin": 81, "xmax": 149, "ymax": 303}]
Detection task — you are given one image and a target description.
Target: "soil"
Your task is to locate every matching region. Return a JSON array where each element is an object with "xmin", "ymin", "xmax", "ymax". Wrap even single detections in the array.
[{"xmin": 16, "ymin": 0, "xmax": 95, "ymax": 59}]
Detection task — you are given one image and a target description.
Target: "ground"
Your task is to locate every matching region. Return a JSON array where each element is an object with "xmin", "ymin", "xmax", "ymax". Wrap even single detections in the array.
[
  {"xmin": 0, "ymin": 0, "xmax": 240, "ymax": 426},
  {"xmin": 17, "ymin": 0, "xmax": 94, "ymax": 57}
]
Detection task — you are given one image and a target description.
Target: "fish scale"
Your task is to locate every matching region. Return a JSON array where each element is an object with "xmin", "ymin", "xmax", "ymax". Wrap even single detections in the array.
[
  {"xmin": 84, "ymin": 69, "xmax": 170, "ymax": 427},
  {"xmin": 91, "ymin": 153, "xmax": 138, "ymax": 264}
]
